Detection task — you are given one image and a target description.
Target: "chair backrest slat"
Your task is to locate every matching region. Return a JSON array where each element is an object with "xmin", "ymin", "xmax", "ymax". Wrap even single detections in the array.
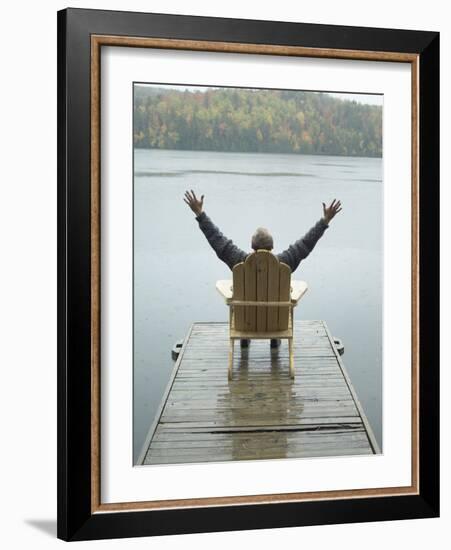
[
  {"xmin": 256, "ymin": 252, "xmax": 269, "ymax": 331},
  {"xmin": 267, "ymin": 255, "xmax": 280, "ymax": 331},
  {"xmin": 233, "ymin": 250, "xmax": 291, "ymax": 332},
  {"xmin": 278, "ymin": 262, "xmax": 291, "ymax": 330},
  {"xmin": 243, "ymin": 253, "xmax": 257, "ymax": 330},
  {"xmin": 233, "ymin": 263, "xmax": 245, "ymax": 328}
]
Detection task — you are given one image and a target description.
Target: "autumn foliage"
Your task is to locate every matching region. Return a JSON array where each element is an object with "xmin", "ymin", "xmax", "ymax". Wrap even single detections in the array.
[{"xmin": 134, "ymin": 86, "xmax": 382, "ymax": 158}]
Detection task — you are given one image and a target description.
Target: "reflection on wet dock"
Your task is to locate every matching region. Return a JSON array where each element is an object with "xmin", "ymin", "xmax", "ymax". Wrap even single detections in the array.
[{"xmin": 139, "ymin": 321, "xmax": 379, "ymax": 465}]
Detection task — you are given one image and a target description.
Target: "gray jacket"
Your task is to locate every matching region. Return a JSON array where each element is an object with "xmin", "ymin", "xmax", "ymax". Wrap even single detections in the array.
[{"xmin": 195, "ymin": 211, "xmax": 329, "ymax": 272}]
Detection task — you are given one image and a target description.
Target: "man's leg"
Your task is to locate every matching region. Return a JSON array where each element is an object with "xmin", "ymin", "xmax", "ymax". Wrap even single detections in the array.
[
  {"xmin": 240, "ymin": 339, "xmax": 250, "ymax": 348},
  {"xmin": 270, "ymin": 339, "xmax": 281, "ymax": 348}
]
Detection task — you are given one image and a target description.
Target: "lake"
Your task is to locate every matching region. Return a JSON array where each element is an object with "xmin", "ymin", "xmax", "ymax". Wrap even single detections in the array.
[{"xmin": 133, "ymin": 148, "xmax": 383, "ymax": 463}]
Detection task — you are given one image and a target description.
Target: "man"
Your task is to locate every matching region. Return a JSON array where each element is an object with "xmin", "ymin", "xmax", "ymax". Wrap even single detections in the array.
[{"xmin": 183, "ymin": 189, "xmax": 342, "ymax": 347}]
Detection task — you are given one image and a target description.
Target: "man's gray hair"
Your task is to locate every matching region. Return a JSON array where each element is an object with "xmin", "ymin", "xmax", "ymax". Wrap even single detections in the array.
[{"xmin": 251, "ymin": 227, "xmax": 274, "ymax": 251}]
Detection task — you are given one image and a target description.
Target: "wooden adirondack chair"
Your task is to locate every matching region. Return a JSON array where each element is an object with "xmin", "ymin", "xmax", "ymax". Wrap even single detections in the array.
[{"xmin": 216, "ymin": 250, "xmax": 308, "ymax": 380}]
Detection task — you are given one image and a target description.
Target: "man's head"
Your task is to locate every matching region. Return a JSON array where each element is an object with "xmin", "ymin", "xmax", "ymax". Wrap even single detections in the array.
[{"xmin": 251, "ymin": 227, "xmax": 274, "ymax": 251}]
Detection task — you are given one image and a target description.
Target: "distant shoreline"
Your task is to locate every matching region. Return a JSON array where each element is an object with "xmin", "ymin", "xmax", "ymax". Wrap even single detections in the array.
[{"xmin": 133, "ymin": 147, "xmax": 382, "ymax": 160}]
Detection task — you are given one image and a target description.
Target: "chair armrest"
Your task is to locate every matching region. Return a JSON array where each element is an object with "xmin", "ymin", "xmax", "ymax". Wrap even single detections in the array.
[
  {"xmin": 291, "ymin": 280, "xmax": 308, "ymax": 305},
  {"xmin": 216, "ymin": 280, "xmax": 233, "ymax": 303}
]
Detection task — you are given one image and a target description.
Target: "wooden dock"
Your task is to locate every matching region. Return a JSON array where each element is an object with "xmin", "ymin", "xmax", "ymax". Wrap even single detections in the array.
[{"xmin": 139, "ymin": 321, "xmax": 380, "ymax": 465}]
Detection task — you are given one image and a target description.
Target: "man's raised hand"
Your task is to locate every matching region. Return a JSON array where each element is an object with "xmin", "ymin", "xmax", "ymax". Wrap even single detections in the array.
[
  {"xmin": 184, "ymin": 190, "xmax": 204, "ymax": 216},
  {"xmin": 322, "ymin": 199, "xmax": 342, "ymax": 224}
]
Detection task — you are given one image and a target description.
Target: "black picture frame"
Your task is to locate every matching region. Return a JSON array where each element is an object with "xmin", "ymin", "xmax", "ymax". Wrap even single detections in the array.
[{"xmin": 57, "ymin": 7, "xmax": 439, "ymax": 541}]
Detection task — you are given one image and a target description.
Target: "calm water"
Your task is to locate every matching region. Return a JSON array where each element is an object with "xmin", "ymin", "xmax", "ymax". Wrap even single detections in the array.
[{"xmin": 133, "ymin": 149, "xmax": 383, "ymax": 463}]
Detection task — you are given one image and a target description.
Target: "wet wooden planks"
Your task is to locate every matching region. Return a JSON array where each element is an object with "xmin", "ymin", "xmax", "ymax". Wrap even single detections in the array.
[{"xmin": 140, "ymin": 321, "xmax": 379, "ymax": 465}]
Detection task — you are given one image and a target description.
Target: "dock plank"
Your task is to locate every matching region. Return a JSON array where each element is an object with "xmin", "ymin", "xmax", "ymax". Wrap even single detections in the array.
[{"xmin": 140, "ymin": 321, "xmax": 379, "ymax": 465}]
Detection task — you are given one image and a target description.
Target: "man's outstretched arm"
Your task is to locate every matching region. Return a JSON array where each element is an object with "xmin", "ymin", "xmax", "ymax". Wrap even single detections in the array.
[
  {"xmin": 277, "ymin": 200, "xmax": 342, "ymax": 272},
  {"xmin": 184, "ymin": 190, "xmax": 247, "ymax": 270}
]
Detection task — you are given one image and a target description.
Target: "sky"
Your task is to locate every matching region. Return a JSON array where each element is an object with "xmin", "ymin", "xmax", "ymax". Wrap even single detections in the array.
[{"xmin": 135, "ymin": 83, "xmax": 383, "ymax": 106}]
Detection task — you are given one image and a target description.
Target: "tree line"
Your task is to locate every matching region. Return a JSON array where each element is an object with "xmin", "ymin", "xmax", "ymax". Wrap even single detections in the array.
[{"xmin": 133, "ymin": 86, "xmax": 382, "ymax": 157}]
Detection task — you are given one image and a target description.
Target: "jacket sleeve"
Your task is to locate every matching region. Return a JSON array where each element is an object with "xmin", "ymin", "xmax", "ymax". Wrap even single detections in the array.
[
  {"xmin": 277, "ymin": 218, "xmax": 329, "ymax": 272},
  {"xmin": 195, "ymin": 211, "xmax": 248, "ymax": 270}
]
